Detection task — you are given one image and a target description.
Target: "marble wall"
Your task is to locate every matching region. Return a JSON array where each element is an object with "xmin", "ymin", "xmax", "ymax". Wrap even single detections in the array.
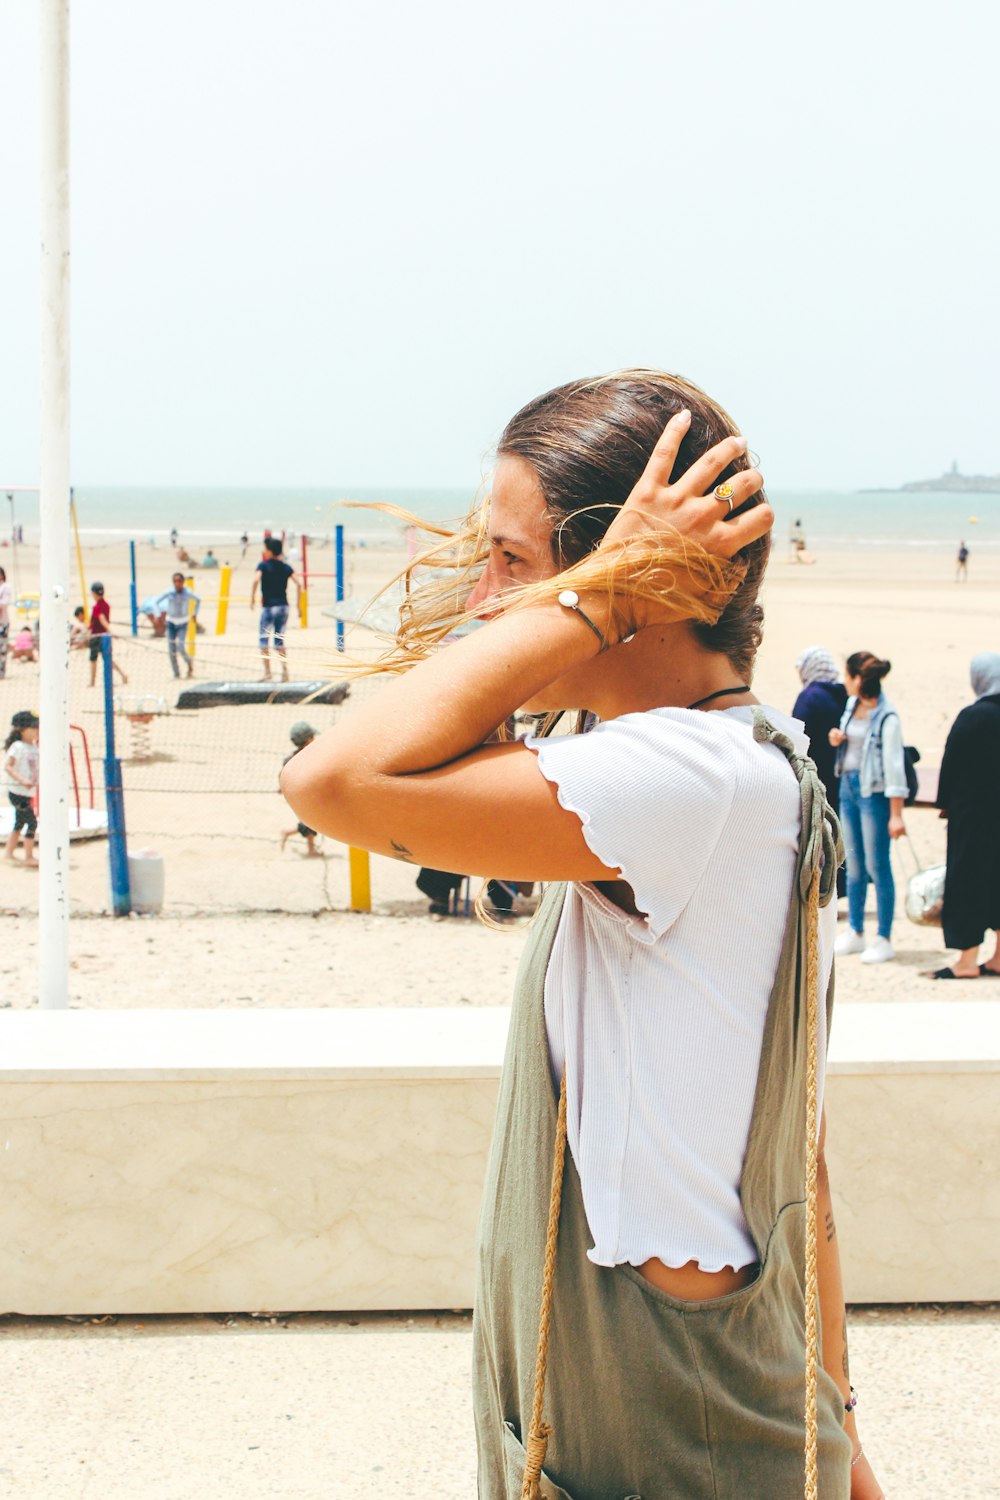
[{"xmin": 1, "ymin": 1004, "xmax": 997, "ymax": 1315}]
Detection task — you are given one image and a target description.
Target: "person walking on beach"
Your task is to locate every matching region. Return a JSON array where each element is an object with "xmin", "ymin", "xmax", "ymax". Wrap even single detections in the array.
[
  {"xmin": 956, "ymin": 540, "xmax": 969, "ymax": 581},
  {"xmin": 280, "ymin": 722, "xmax": 322, "ymax": 856},
  {"xmin": 87, "ymin": 583, "xmax": 128, "ymax": 688},
  {"xmin": 4, "ymin": 710, "xmax": 40, "ymax": 868},
  {"xmin": 829, "ymin": 652, "xmax": 907, "ymax": 964},
  {"xmin": 250, "ymin": 537, "xmax": 300, "ymax": 682},
  {"xmin": 0, "ymin": 565, "xmax": 11, "ymax": 678},
  {"xmin": 282, "ymin": 371, "xmax": 880, "ymax": 1499},
  {"xmin": 154, "ymin": 573, "xmax": 201, "ymax": 679},
  {"xmin": 928, "ymin": 652, "xmax": 1000, "ymax": 980}
]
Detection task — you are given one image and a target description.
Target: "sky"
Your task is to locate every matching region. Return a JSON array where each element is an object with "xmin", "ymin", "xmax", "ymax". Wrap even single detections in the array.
[{"xmin": 2, "ymin": 0, "xmax": 998, "ymax": 492}]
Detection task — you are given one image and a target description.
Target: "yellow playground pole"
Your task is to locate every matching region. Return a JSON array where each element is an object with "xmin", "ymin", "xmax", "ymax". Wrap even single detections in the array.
[
  {"xmin": 216, "ymin": 565, "xmax": 231, "ymax": 634},
  {"xmin": 70, "ymin": 491, "xmax": 87, "ymax": 608},
  {"xmin": 348, "ymin": 847, "xmax": 371, "ymax": 912},
  {"xmin": 299, "ymin": 586, "xmax": 308, "ymax": 629},
  {"xmin": 185, "ymin": 576, "xmax": 197, "ymax": 658}
]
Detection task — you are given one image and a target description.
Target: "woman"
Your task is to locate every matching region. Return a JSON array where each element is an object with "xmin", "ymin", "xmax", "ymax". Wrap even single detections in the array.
[
  {"xmin": 930, "ymin": 652, "xmax": 1000, "ymax": 979},
  {"xmin": 829, "ymin": 652, "xmax": 907, "ymax": 964},
  {"xmin": 282, "ymin": 372, "xmax": 879, "ymax": 1498},
  {"xmin": 793, "ymin": 646, "xmax": 848, "ymax": 812}
]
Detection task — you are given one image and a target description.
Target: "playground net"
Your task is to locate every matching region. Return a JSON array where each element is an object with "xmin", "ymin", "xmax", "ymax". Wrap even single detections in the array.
[{"xmin": 4, "ymin": 625, "xmax": 401, "ymax": 916}]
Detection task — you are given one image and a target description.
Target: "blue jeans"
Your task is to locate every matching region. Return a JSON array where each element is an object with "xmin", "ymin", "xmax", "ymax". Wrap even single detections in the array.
[
  {"xmin": 167, "ymin": 619, "xmax": 192, "ymax": 676},
  {"xmin": 259, "ymin": 604, "xmax": 289, "ymax": 650},
  {"xmin": 839, "ymin": 770, "xmax": 895, "ymax": 939}
]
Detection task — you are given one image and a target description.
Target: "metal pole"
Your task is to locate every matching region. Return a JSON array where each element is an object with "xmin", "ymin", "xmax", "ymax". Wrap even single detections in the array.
[
  {"xmin": 38, "ymin": 0, "xmax": 71, "ymax": 1008},
  {"xmin": 70, "ymin": 485, "xmax": 87, "ymax": 609},
  {"xmin": 129, "ymin": 538, "xmax": 138, "ymax": 636},
  {"xmin": 335, "ymin": 523, "xmax": 345, "ymax": 652},
  {"xmin": 101, "ymin": 636, "xmax": 131, "ymax": 916}
]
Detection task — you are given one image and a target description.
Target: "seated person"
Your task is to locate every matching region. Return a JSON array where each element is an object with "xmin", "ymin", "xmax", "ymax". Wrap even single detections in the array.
[
  {"xmin": 12, "ymin": 626, "xmax": 38, "ymax": 662},
  {"xmin": 70, "ymin": 606, "xmax": 90, "ymax": 648},
  {"xmin": 201, "ymin": 549, "xmax": 220, "ymax": 568}
]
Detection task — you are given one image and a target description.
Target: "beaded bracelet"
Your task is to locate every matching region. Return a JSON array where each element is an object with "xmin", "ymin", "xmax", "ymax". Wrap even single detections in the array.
[{"xmin": 845, "ymin": 1386, "xmax": 858, "ymax": 1414}]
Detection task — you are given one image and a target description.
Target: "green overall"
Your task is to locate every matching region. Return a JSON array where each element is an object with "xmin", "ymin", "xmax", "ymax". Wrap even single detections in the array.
[{"xmin": 472, "ymin": 712, "xmax": 852, "ymax": 1499}]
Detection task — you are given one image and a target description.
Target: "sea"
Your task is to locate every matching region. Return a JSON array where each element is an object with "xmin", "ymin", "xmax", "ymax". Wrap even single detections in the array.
[{"xmin": 3, "ymin": 483, "xmax": 998, "ymax": 553}]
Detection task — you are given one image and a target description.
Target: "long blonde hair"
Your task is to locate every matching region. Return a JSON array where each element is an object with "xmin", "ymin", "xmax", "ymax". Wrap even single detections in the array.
[{"xmin": 354, "ymin": 368, "xmax": 767, "ymax": 678}]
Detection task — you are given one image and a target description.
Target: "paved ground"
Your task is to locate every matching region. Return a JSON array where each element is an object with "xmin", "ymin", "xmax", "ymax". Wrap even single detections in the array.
[{"xmin": 1, "ymin": 1304, "xmax": 997, "ymax": 1498}]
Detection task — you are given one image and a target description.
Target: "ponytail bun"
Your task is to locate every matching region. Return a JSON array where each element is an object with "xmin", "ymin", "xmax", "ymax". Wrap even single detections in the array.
[{"xmin": 846, "ymin": 650, "xmax": 890, "ymax": 698}]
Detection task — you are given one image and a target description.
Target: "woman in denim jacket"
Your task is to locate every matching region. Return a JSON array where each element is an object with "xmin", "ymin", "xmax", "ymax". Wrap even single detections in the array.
[{"xmin": 829, "ymin": 652, "xmax": 908, "ymax": 963}]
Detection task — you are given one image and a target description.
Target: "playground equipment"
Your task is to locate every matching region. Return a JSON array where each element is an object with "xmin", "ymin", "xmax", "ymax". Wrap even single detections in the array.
[
  {"xmin": 114, "ymin": 693, "xmax": 170, "ymax": 760},
  {"xmin": 176, "ymin": 679, "xmax": 350, "ymax": 709},
  {"xmin": 15, "ymin": 592, "xmax": 40, "ymax": 620},
  {"xmin": 1, "ymin": 721, "xmax": 107, "ymax": 843}
]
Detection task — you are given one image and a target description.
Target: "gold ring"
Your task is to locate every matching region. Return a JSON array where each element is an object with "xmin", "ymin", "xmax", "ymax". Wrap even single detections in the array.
[{"xmin": 713, "ymin": 481, "xmax": 735, "ymax": 515}]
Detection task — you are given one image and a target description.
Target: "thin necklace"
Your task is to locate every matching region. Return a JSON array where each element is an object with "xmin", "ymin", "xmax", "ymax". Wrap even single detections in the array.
[{"xmin": 687, "ymin": 685, "xmax": 751, "ymax": 711}]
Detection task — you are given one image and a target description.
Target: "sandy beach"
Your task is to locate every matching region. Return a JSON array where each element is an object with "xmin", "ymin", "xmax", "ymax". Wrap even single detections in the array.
[{"xmin": 2, "ymin": 533, "xmax": 998, "ymax": 1009}]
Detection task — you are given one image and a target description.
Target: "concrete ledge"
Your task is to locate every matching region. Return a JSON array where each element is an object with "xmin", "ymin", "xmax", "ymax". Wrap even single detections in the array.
[{"xmin": 1, "ymin": 1003, "xmax": 997, "ymax": 1314}]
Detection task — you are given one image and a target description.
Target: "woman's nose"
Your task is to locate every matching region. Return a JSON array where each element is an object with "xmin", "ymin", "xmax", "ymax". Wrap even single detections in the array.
[{"xmin": 465, "ymin": 561, "xmax": 502, "ymax": 618}]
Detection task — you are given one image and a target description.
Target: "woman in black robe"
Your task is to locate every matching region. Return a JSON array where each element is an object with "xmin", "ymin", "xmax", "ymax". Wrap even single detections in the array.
[{"xmin": 931, "ymin": 652, "xmax": 1000, "ymax": 979}]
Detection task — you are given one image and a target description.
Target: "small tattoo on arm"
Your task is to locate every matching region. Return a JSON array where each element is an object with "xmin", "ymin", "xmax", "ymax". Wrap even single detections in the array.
[
  {"xmin": 389, "ymin": 839, "xmax": 414, "ymax": 863},
  {"xmin": 825, "ymin": 1210, "xmax": 836, "ymax": 1244}
]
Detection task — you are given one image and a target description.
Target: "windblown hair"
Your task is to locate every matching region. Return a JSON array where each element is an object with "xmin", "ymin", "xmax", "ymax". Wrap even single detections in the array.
[
  {"xmin": 356, "ymin": 368, "xmax": 769, "ymax": 679},
  {"xmin": 846, "ymin": 651, "xmax": 891, "ymax": 699}
]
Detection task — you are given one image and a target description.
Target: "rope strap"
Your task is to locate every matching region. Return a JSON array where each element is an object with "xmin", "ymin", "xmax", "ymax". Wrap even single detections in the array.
[
  {"xmin": 522, "ymin": 862, "xmax": 824, "ymax": 1500},
  {"xmin": 521, "ymin": 1069, "xmax": 569, "ymax": 1500},
  {"xmin": 803, "ymin": 868, "xmax": 821, "ymax": 1500}
]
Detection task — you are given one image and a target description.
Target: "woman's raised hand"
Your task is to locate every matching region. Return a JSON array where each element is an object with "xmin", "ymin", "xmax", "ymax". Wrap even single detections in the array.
[{"xmin": 600, "ymin": 408, "xmax": 773, "ymax": 560}]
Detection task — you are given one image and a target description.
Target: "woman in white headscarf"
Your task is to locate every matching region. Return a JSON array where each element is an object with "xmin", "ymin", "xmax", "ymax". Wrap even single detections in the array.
[
  {"xmin": 930, "ymin": 652, "xmax": 1000, "ymax": 979},
  {"xmin": 793, "ymin": 646, "xmax": 848, "ymax": 812}
]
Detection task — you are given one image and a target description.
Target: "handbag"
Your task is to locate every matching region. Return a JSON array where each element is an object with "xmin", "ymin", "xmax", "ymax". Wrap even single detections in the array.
[{"xmin": 900, "ymin": 835, "xmax": 946, "ymax": 926}]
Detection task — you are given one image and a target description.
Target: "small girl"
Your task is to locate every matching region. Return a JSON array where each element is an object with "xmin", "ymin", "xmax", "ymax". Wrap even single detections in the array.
[{"xmin": 4, "ymin": 710, "xmax": 40, "ymax": 867}]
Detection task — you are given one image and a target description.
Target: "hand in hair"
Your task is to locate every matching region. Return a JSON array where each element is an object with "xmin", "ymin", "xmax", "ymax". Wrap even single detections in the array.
[{"xmin": 601, "ymin": 409, "xmax": 771, "ymax": 562}]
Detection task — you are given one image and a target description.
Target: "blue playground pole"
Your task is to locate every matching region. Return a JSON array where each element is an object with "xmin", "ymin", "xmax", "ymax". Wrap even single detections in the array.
[
  {"xmin": 101, "ymin": 636, "xmax": 131, "ymax": 916},
  {"xmin": 335, "ymin": 523, "xmax": 345, "ymax": 652},
  {"xmin": 129, "ymin": 539, "xmax": 138, "ymax": 636}
]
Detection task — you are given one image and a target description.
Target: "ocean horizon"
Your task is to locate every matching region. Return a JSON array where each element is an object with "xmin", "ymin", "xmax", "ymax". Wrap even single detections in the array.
[{"xmin": 3, "ymin": 483, "xmax": 998, "ymax": 552}]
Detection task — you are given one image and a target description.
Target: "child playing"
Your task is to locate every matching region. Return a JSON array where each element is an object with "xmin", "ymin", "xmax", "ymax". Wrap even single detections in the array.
[
  {"xmin": 4, "ymin": 710, "xmax": 40, "ymax": 867},
  {"xmin": 88, "ymin": 582, "xmax": 128, "ymax": 687},
  {"xmin": 280, "ymin": 722, "xmax": 321, "ymax": 856}
]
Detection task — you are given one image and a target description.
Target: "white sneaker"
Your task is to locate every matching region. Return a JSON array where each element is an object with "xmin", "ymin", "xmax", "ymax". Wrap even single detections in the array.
[
  {"xmin": 861, "ymin": 937, "xmax": 895, "ymax": 964},
  {"xmin": 834, "ymin": 931, "xmax": 866, "ymax": 956}
]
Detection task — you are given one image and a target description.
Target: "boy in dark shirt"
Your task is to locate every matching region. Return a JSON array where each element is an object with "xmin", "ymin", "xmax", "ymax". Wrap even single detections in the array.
[{"xmin": 250, "ymin": 538, "xmax": 301, "ymax": 682}]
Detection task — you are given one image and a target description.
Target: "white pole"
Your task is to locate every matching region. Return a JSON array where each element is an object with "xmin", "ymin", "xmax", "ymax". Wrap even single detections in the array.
[{"xmin": 38, "ymin": 0, "xmax": 71, "ymax": 1009}]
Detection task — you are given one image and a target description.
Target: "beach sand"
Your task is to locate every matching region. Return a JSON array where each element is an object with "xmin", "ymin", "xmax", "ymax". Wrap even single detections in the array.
[{"xmin": 2, "ymin": 534, "xmax": 999, "ymax": 1009}]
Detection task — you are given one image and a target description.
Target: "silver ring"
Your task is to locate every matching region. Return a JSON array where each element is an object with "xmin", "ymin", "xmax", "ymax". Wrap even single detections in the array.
[{"xmin": 713, "ymin": 481, "xmax": 735, "ymax": 515}]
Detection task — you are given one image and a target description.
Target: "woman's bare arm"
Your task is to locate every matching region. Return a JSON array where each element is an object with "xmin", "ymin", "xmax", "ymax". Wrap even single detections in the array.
[{"xmin": 281, "ymin": 417, "xmax": 769, "ymax": 878}]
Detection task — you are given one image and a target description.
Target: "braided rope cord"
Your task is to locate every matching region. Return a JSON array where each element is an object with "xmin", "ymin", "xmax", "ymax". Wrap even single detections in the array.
[
  {"xmin": 803, "ymin": 866, "xmax": 821, "ymax": 1500},
  {"xmin": 521, "ymin": 1069, "xmax": 569, "ymax": 1500},
  {"xmin": 521, "ymin": 772, "xmax": 826, "ymax": 1500}
]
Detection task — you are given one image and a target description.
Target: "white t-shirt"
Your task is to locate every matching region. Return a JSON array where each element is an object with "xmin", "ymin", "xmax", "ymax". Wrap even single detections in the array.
[
  {"xmin": 526, "ymin": 705, "xmax": 836, "ymax": 1275},
  {"xmin": 0, "ymin": 579, "xmax": 12, "ymax": 626},
  {"xmin": 841, "ymin": 712, "xmax": 867, "ymax": 773},
  {"xmin": 4, "ymin": 739, "xmax": 39, "ymax": 793}
]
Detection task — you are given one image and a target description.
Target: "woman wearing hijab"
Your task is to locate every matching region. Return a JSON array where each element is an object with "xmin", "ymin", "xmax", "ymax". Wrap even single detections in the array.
[
  {"xmin": 930, "ymin": 652, "xmax": 1000, "ymax": 980},
  {"xmin": 793, "ymin": 647, "xmax": 848, "ymax": 812}
]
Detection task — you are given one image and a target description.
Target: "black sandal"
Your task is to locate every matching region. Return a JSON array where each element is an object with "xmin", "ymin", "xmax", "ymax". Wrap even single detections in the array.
[
  {"xmin": 928, "ymin": 966, "xmax": 978, "ymax": 980},
  {"xmin": 979, "ymin": 964, "xmax": 1000, "ymax": 977}
]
